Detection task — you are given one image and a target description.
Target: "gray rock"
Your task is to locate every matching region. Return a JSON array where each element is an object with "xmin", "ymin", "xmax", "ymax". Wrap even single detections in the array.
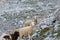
[
  {"xmin": 31, "ymin": 33, "xmax": 40, "ymax": 40},
  {"xmin": 41, "ymin": 16, "xmax": 55, "ymax": 25},
  {"xmin": 54, "ymin": 24, "xmax": 59, "ymax": 32}
]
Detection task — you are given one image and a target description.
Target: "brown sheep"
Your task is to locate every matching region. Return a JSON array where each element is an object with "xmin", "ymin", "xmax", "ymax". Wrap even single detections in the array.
[
  {"xmin": 24, "ymin": 16, "xmax": 37, "ymax": 26},
  {"xmin": 6, "ymin": 30, "xmax": 19, "ymax": 40},
  {"xmin": 7, "ymin": 31, "xmax": 19, "ymax": 40}
]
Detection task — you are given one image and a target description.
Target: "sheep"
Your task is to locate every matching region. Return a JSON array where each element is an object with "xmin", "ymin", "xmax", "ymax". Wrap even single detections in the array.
[
  {"xmin": 10, "ymin": 31, "xmax": 19, "ymax": 40},
  {"xmin": 24, "ymin": 16, "xmax": 37, "ymax": 26},
  {"xmin": 6, "ymin": 30, "xmax": 19, "ymax": 40},
  {"xmin": 2, "ymin": 22, "xmax": 36, "ymax": 40},
  {"xmin": 0, "ymin": 31, "xmax": 19, "ymax": 40},
  {"xmin": 15, "ymin": 22, "xmax": 36, "ymax": 40},
  {"xmin": 0, "ymin": 33, "xmax": 12, "ymax": 40}
]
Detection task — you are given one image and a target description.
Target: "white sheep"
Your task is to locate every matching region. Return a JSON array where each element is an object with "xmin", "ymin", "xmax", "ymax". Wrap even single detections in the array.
[
  {"xmin": 24, "ymin": 16, "xmax": 37, "ymax": 26},
  {"xmin": 15, "ymin": 22, "xmax": 36, "ymax": 40}
]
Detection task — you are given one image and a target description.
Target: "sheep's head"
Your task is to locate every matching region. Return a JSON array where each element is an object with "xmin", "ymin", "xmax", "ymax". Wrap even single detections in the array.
[
  {"xmin": 2, "ymin": 34, "xmax": 12, "ymax": 40},
  {"xmin": 32, "ymin": 16, "xmax": 37, "ymax": 24},
  {"xmin": 3, "ymin": 35, "xmax": 11, "ymax": 40}
]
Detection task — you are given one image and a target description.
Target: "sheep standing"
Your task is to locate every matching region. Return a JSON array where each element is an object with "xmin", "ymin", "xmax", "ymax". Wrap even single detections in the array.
[
  {"xmin": 24, "ymin": 16, "xmax": 37, "ymax": 26},
  {"xmin": 15, "ymin": 22, "xmax": 36, "ymax": 40}
]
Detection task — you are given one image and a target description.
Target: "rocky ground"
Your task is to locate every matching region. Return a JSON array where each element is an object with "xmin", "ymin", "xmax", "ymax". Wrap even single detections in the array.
[{"xmin": 0, "ymin": 0, "xmax": 60, "ymax": 40}]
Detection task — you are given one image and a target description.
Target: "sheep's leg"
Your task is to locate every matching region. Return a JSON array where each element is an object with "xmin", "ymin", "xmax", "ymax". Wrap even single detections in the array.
[
  {"xmin": 25, "ymin": 37, "xmax": 27, "ymax": 40},
  {"xmin": 28, "ymin": 35, "xmax": 31, "ymax": 40},
  {"xmin": 20, "ymin": 37, "xmax": 23, "ymax": 40},
  {"xmin": 24, "ymin": 37, "xmax": 26, "ymax": 40},
  {"xmin": 30, "ymin": 36, "xmax": 32, "ymax": 40}
]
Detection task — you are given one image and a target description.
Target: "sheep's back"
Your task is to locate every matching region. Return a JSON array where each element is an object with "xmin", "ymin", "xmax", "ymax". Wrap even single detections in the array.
[
  {"xmin": 24, "ymin": 20, "xmax": 32, "ymax": 26},
  {"xmin": 18, "ymin": 26, "xmax": 31, "ymax": 37}
]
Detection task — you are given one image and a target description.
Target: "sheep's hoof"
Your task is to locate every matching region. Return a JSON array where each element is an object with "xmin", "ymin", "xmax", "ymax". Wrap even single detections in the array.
[{"xmin": 28, "ymin": 38, "xmax": 32, "ymax": 40}]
